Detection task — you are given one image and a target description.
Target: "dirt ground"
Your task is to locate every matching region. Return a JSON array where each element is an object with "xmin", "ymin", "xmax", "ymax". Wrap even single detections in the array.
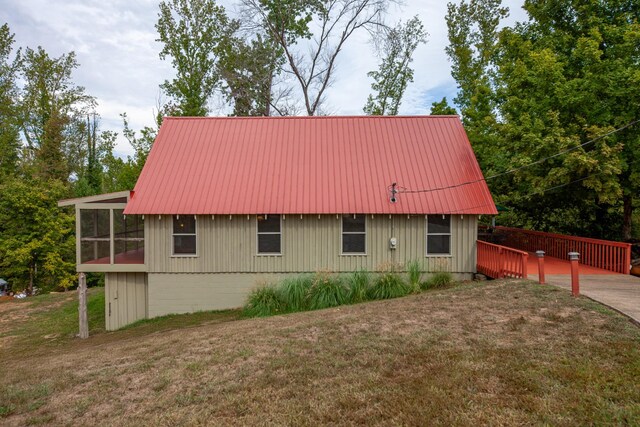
[{"xmin": 1, "ymin": 280, "xmax": 639, "ymax": 426}]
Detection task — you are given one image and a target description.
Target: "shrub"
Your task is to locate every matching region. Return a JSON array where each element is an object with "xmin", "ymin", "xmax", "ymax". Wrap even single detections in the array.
[
  {"xmin": 406, "ymin": 260, "xmax": 422, "ymax": 292},
  {"xmin": 279, "ymin": 275, "xmax": 312, "ymax": 312},
  {"xmin": 347, "ymin": 269, "xmax": 370, "ymax": 304},
  {"xmin": 308, "ymin": 272, "xmax": 347, "ymax": 310},
  {"xmin": 368, "ymin": 272, "xmax": 410, "ymax": 300},
  {"xmin": 422, "ymin": 271, "xmax": 453, "ymax": 290},
  {"xmin": 244, "ymin": 285, "xmax": 284, "ymax": 317}
]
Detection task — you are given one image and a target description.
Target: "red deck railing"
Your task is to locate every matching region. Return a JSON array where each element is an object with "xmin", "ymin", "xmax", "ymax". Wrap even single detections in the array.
[
  {"xmin": 477, "ymin": 240, "xmax": 529, "ymax": 279},
  {"xmin": 493, "ymin": 226, "xmax": 631, "ymax": 274}
]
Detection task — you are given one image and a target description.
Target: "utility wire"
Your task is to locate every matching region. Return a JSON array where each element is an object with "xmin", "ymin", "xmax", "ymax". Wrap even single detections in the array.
[{"xmin": 396, "ymin": 119, "xmax": 639, "ymax": 195}]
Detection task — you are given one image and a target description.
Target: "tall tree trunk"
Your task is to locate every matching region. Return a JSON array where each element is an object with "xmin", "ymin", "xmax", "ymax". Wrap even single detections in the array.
[{"xmin": 622, "ymin": 194, "xmax": 633, "ymax": 241}]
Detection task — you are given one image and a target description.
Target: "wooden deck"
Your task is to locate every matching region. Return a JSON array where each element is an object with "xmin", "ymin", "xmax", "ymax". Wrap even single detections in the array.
[{"xmin": 526, "ymin": 252, "xmax": 616, "ymax": 275}]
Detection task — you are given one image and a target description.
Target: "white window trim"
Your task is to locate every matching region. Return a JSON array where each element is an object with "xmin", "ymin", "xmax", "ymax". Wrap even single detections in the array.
[
  {"xmin": 341, "ymin": 214, "xmax": 367, "ymax": 256},
  {"xmin": 172, "ymin": 215, "xmax": 198, "ymax": 257},
  {"xmin": 426, "ymin": 214, "xmax": 452, "ymax": 257},
  {"xmin": 256, "ymin": 214, "xmax": 283, "ymax": 256}
]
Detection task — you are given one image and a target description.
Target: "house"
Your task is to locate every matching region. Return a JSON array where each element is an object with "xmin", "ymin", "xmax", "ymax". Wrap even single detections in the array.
[{"xmin": 59, "ymin": 116, "xmax": 497, "ymax": 330}]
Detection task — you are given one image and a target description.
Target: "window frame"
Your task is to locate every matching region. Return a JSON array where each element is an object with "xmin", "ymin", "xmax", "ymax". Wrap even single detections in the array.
[
  {"xmin": 426, "ymin": 214, "xmax": 452, "ymax": 257},
  {"xmin": 171, "ymin": 215, "xmax": 198, "ymax": 257},
  {"xmin": 256, "ymin": 214, "xmax": 282, "ymax": 256},
  {"xmin": 341, "ymin": 214, "xmax": 367, "ymax": 256}
]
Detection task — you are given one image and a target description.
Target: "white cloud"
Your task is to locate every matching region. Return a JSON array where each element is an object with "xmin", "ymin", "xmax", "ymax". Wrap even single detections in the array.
[{"xmin": 1, "ymin": 0, "xmax": 528, "ymax": 156}]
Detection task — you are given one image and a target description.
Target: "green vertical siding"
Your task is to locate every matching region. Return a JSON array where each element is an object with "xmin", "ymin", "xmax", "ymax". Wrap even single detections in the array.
[
  {"xmin": 104, "ymin": 272, "xmax": 148, "ymax": 330},
  {"xmin": 145, "ymin": 214, "xmax": 478, "ymax": 274}
]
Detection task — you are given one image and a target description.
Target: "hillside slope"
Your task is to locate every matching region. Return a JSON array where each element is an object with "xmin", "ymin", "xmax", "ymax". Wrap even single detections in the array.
[{"xmin": 1, "ymin": 280, "xmax": 639, "ymax": 426}]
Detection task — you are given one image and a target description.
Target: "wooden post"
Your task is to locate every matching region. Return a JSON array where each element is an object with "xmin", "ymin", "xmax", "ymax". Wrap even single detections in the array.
[
  {"xmin": 569, "ymin": 252, "xmax": 580, "ymax": 297},
  {"xmin": 78, "ymin": 273, "xmax": 89, "ymax": 339},
  {"xmin": 625, "ymin": 243, "xmax": 632, "ymax": 275},
  {"xmin": 536, "ymin": 250, "xmax": 546, "ymax": 284}
]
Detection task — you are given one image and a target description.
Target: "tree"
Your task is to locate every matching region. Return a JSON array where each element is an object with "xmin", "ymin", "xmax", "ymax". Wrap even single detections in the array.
[
  {"xmin": 156, "ymin": 0, "xmax": 235, "ymax": 116},
  {"xmin": 0, "ymin": 178, "xmax": 75, "ymax": 294},
  {"xmin": 445, "ymin": 0, "xmax": 506, "ymax": 118},
  {"xmin": 493, "ymin": 0, "xmax": 640, "ymax": 239},
  {"xmin": 100, "ymin": 113, "xmax": 159, "ymax": 193},
  {"xmin": 444, "ymin": 0, "xmax": 640, "ymax": 239},
  {"xmin": 73, "ymin": 115, "xmax": 120, "ymax": 197},
  {"xmin": 363, "ymin": 16, "xmax": 427, "ymax": 115},
  {"xmin": 0, "ymin": 24, "xmax": 21, "ymax": 178},
  {"xmin": 445, "ymin": 0, "xmax": 507, "ymax": 167},
  {"xmin": 243, "ymin": 0, "xmax": 394, "ymax": 115},
  {"xmin": 20, "ymin": 46, "xmax": 95, "ymax": 181},
  {"xmin": 430, "ymin": 97, "xmax": 457, "ymax": 115},
  {"xmin": 218, "ymin": 33, "xmax": 284, "ymax": 116}
]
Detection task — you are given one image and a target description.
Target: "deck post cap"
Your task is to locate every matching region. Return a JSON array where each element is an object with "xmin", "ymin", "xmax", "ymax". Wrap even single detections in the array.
[
  {"xmin": 568, "ymin": 252, "xmax": 580, "ymax": 260},
  {"xmin": 535, "ymin": 250, "xmax": 545, "ymax": 257}
]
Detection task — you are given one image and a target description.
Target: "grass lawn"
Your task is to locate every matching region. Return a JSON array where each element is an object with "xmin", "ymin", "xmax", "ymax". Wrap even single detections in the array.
[{"xmin": 1, "ymin": 280, "xmax": 639, "ymax": 425}]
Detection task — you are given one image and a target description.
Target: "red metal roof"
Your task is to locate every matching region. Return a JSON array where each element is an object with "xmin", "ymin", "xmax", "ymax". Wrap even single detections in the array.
[{"xmin": 124, "ymin": 116, "xmax": 497, "ymax": 215}]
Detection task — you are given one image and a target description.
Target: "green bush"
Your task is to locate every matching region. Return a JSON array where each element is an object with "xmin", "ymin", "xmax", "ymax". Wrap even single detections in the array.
[
  {"xmin": 308, "ymin": 272, "xmax": 348, "ymax": 310},
  {"xmin": 406, "ymin": 260, "xmax": 422, "ymax": 292},
  {"xmin": 421, "ymin": 271, "xmax": 453, "ymax": 290},
  {"xmin": 244, "ymin": 285, "xmax": 284, "ymax": 317},
  {"xmin": 279, "ymin": 275, "xmax": 312, "ymax": 312},
  {"xmin": 368, "ymin": 272, "xmax": 410, "ymax": 300},
  {"xmin": 347, "ymin": 269, "xmax": 370, "ymax": 304}
]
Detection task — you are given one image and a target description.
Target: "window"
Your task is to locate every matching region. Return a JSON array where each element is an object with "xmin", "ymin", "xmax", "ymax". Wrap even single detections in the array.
[
  {"xmin": 342, "ymin": 214, "xmax": 366, "ymax": 254},
  {"xmin": 427, "ymin": 215, "xmax": 451, "ymax": 255},
  {"xmin": 173, "ymin": 215, "xmax": 197, "ymax": 255},
  {"xmin": 257, "ymin": 215, "xmax": 281, "ymax": 254}
]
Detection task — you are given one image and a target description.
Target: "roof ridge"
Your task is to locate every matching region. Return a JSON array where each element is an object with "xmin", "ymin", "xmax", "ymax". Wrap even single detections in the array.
[{"xmin": 163, "ymin": 115, "xmax": 460, "ymax": 120}]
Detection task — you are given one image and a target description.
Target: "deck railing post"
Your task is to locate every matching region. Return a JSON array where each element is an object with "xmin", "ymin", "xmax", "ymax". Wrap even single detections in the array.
[
  {"xmin": 625, "ymin": 243, "xmax": 632, "ymax": 275},
  {"xmin": 536, "ymin": 250, "xmax": 545, "ymax": 284},
  {"xmin": 498, "ymin": 247, "xmax": 504, "ymax": 278},
  {"xmin": 569, "ymin": 252, "xmax": 580, "ymax": 297}
]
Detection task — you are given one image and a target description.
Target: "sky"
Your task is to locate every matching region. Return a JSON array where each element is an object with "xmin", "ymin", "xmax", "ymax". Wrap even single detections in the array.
[{"xmin": 1, "ymin": 0, "xmax": 528, "ymax": 157}]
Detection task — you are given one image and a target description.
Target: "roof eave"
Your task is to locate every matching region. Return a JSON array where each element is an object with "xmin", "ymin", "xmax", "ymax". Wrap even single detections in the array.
[{"xmin": 57, "ymin": 190, "xmax": 132, "ymax": 207}]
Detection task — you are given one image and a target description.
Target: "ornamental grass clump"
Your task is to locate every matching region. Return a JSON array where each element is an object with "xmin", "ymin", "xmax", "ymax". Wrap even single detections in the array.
[
  {"xmin": 407, "ymin": 260, "xmax": 422, "ymax": 293},
  {"xmin": 422, "ymin": 271, "xmax": 454, "ymax": 290},
  {"xmin": 368, "ymin": 271, "xmax": 410, "ymax": 300},
  {"xmin": 244, "ymin": 285, "xmax": 284, "ymax": 317},
  {"xmin": 308, "ymin": 272, "xmax": 348, "ymax": 310},
  {"xmin": 347, "ymin": 269, "xmax": 371, "ymax": 304},
  {"xmin": 279, "ymin": 275, "xmax": 312, "ymax": 312}
]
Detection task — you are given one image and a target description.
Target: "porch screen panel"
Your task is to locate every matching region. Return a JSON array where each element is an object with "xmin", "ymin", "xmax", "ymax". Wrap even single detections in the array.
[
  {"xmin": 113, "ymin": 210, "xmax": 145, "ymax": 264},
  {"xmin": 80, "ymin": 209, "xmax": 111, "ymax": 263}
]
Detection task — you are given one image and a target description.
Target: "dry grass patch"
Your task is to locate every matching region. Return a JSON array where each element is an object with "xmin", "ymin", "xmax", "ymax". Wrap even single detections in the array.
[{"xmin": 1, "ymin": 280, "xmax": 639, "ymax": 426}]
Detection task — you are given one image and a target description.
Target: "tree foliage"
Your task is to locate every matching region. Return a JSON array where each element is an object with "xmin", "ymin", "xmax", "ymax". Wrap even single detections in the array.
[
  {"xmin": 20, "ymin": 47, "xmax": 95, "ymax": 181},
  {"xmin": 430, "ymin": 97, "xmax": 457, "ymax": 115},
  {"xmin": 0, "ymin": 24, "xmax": 21, "ymax": 178},
  {"xmin": 218, "ymin": 33, "xmax": 284, "ymax": 116},
  {"xmin": 364, "ymin": 16, "xmax": 427, "ymax": 116},
  {"xmin": 445, "ymin": 0, "xmax": 640, "ymax": 239},
  {"xmin": 0, "ymin": 178, "xmax": 75, "ymax": 293},
  {"xmin": 156, "ymin": 0, "xmax": 235, "ymax": 116}
]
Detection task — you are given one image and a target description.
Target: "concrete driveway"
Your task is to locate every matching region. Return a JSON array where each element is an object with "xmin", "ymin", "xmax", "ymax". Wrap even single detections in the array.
[{"xmin": 529, "ymin": 272, "xmax": 640, "ymax": 325}]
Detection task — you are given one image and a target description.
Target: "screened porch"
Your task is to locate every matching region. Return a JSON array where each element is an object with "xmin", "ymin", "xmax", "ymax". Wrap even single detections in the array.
[{"xmin": 58, "ymin": 191, "xmax": 147, "ymax": 272}]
